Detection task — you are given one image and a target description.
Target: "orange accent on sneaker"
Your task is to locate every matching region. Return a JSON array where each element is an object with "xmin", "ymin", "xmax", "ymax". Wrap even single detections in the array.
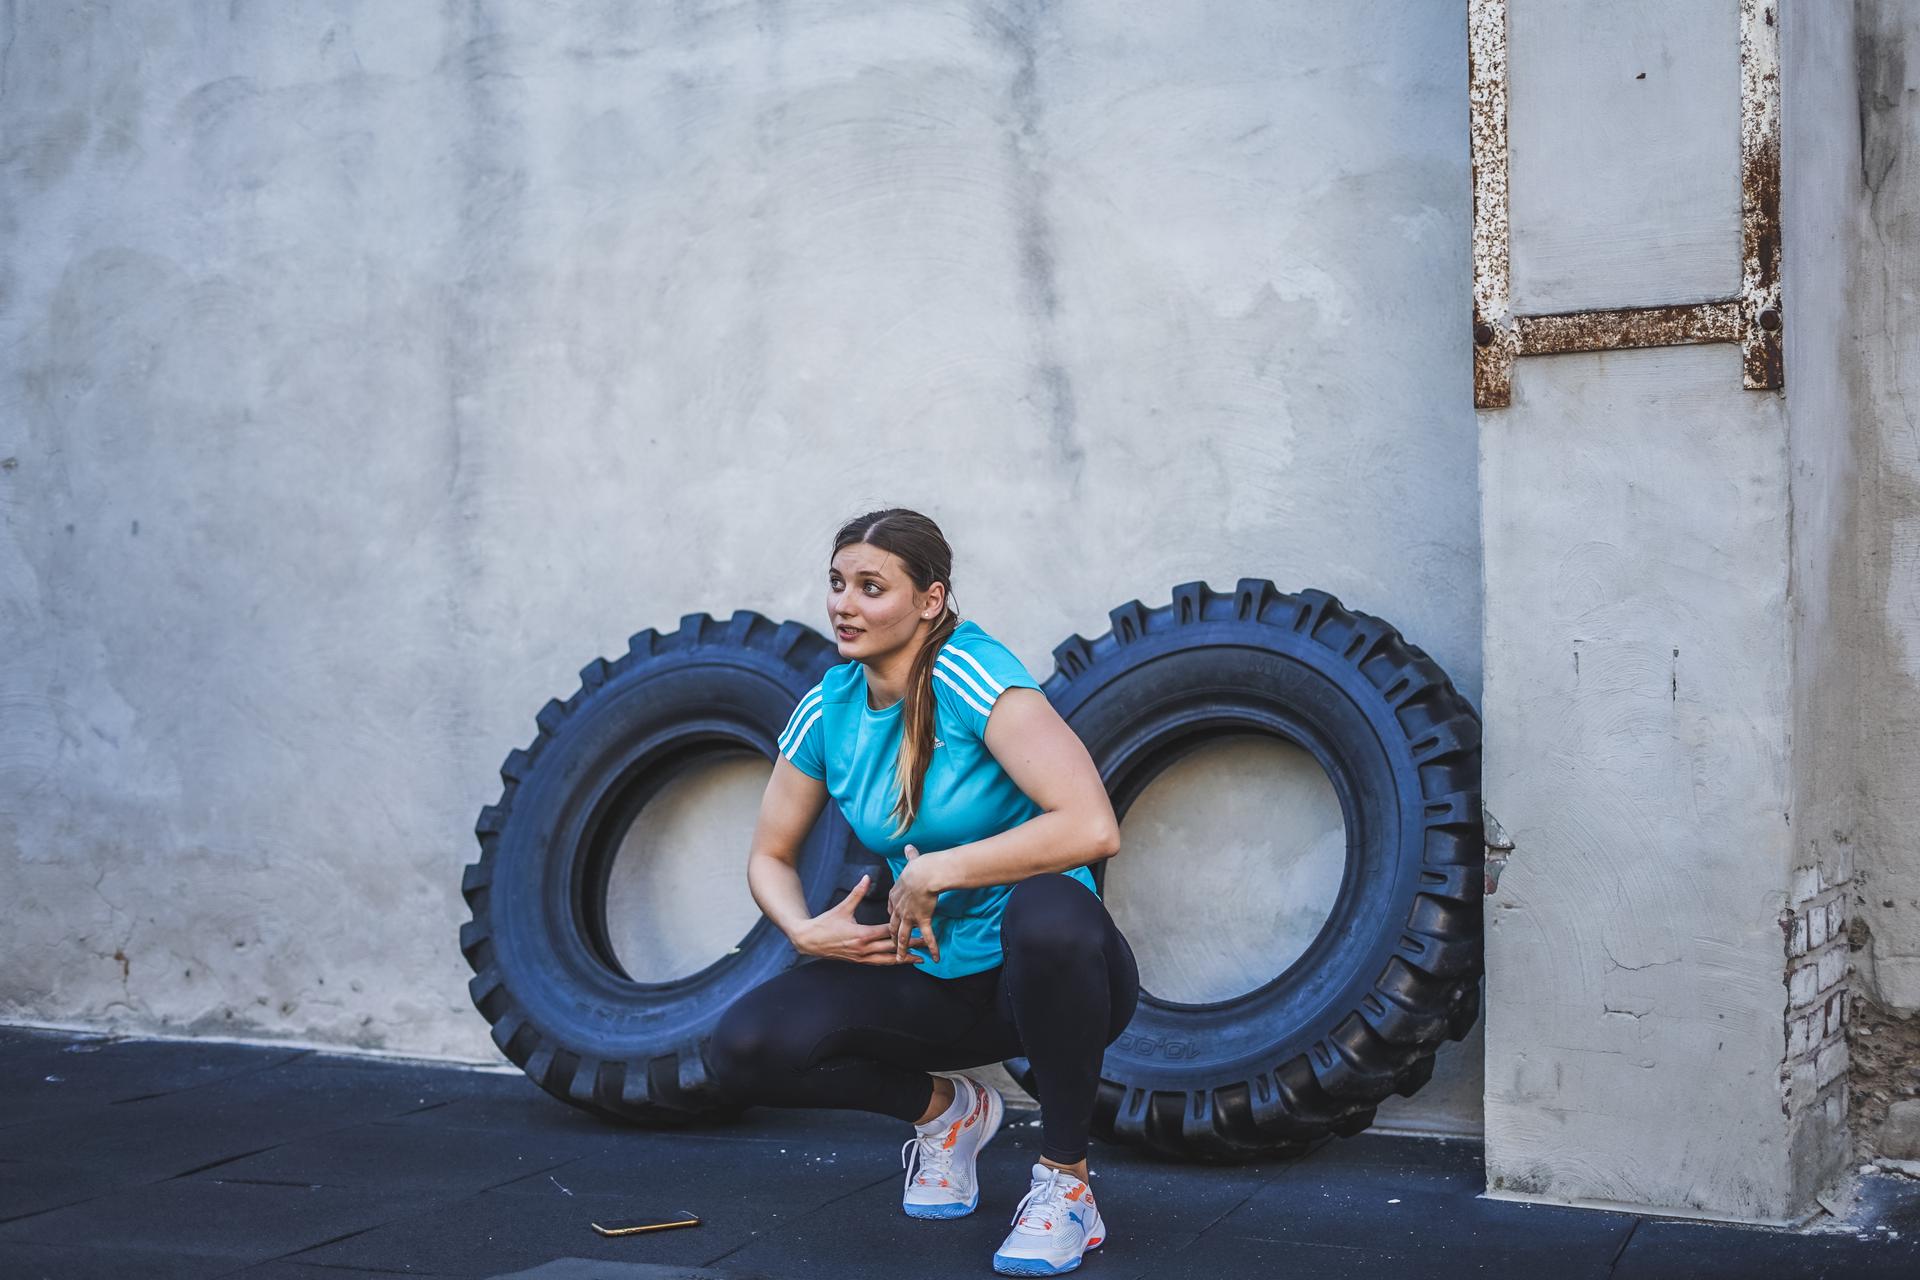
[
  {"xmin": 941, "ymin": 1082, "xmax": 987, "ymax": 1149},
  {"xmin": 1087, "ymin": 1236, "xmax": 1103, "ymax": 1247},
  {"xmin": 1065, "ymin": 1184, "xmax": 1085, "ymax": 1202}
]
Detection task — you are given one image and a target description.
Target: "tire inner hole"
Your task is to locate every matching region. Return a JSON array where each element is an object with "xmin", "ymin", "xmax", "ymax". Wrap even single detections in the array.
[
  {"xmin": 604, "ymin": 752, "xmax": 772, "ymax": 984},
  {"xmin": 1105, "ymin": 733, "xmax": 1348, "ymax": 1006}
]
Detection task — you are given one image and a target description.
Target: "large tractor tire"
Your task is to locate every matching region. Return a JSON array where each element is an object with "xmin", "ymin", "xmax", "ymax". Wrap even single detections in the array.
[
  {"xmin": 1001, "ymin": 581, "xmax": 1483, "ymax": 1163},
  {"xmin": 459, "ymin": 611, "xmax": 858, "ymax": 1124}
]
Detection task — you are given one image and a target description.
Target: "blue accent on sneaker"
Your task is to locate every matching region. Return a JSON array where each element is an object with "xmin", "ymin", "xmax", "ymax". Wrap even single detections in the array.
[
  {"xmin": 992, "ymin": 1254, "xmax": 1082, "ymax": 1276},
  {"xmin": 904, "ymin": 1189, "xmax": 979, "ymax": 1220}
]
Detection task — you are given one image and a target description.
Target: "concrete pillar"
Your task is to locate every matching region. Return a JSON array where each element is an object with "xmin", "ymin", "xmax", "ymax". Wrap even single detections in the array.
[{"xmin": 1479, "ymin": 0, "xmax": 1855, "ymax": 1223}]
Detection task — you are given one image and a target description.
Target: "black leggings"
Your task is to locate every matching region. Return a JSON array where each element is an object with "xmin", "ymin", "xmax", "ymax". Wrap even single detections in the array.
[{"xmin": 707, "ymin": 873, "xmax": 1140, "ymax": 1165}]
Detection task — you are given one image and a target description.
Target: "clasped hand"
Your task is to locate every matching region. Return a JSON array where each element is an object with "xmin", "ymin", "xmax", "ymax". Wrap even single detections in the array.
[{"xmin": 796, "ymin": 844, "xmax": 943, "ymax": 967}]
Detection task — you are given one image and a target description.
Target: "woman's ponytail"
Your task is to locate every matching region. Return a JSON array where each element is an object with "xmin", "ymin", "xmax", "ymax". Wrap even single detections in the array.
[{"xmin": 888, "ymin": 606, "xmax": 959, "ymax": 838}]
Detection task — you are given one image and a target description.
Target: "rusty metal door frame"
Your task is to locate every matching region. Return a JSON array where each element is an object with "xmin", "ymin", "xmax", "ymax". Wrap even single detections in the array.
[{"xmin": 1469, "ymin": 0, "xmax": 1783, "ymax": 408}]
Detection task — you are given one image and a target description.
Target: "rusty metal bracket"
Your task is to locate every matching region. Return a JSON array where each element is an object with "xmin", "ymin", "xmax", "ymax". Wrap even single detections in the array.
[
  {"xmin": 1468, "ymin": 0, "xmax": 1516, "ymax": 409},
  {"xmin": 1469, "ymin": 0, "xmax": 1784, "ymax": 409},
  {"xmin": 1483, "ymin": 807, "xmax": 1515, "ymax": 896},
  {"xmin": 1737, "ymin": 0, "xmax": 1784, "ymax": 389}
]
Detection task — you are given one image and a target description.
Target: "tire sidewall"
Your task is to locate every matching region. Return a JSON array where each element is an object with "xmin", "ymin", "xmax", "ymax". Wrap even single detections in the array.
[
  {"xmin": 1057, "ymin": 628, "xmax": 1420, "ymax": 1089},
  {"xmin": 482, "ymin": 633, "xmax": 849, "ymax": 1076}
]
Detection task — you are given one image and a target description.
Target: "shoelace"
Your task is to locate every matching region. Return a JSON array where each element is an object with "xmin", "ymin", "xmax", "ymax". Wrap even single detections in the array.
[
  {"xmin": 900, "ymin": 1128, "xmax": 959, "ymax": 1190},
  {"xmin": 1008, "ymin": 1166, "xmax": 1080, "ymax": 1233}
]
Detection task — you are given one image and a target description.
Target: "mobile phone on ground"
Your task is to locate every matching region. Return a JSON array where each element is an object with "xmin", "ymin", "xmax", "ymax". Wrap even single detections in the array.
[{"xmin": 590, "ymin": 1212, "xmax": 701, "ymax": 1237}]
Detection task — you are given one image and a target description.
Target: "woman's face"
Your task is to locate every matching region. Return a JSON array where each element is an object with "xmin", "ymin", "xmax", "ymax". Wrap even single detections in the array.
[{"xmin": 828, "ymin": 542, "xmax": 944, "ymax": 662}]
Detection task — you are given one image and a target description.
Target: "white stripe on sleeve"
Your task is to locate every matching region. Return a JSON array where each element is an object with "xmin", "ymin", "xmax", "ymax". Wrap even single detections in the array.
[
  {"xmin": 932, "ymin": 667, "xmax": 992, "ymax": 719},
  {"xmin": 778, "ymin": 689, "xmax": 824, "ymax": 753},
  {"xmin": 943, "ymin": 644, "xmax": 1007, "ymax": 695},
  {"xmin": 781, "ymin": 707, "xmax": 823, "ymax": 758},
  {"xmin": 934, "ymin": 653, "xmax": 996, "ymax": 707}
]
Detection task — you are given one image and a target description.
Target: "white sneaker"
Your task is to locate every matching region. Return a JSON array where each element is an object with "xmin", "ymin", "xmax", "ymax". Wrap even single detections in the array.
[
  {"xmin": 899, "ymin": 1071, "xmax": 1004, "ymax": 1219},
  {"xmin": 992, "ymin": 1161, "xmax": 1107, "ymax": 1275}
]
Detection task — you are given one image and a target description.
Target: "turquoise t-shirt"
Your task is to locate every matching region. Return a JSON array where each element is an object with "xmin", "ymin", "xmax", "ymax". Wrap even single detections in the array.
[{"xmin": 776, "ymin": 619, "xmax": 1100, "ymax": 979}]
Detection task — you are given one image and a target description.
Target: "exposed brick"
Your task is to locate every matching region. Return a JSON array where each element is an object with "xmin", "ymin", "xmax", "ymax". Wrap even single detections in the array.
[
  {"xmin": 1791, "ymin": 963, "xmax": 1819, "ymax": 1007},
  {"xmin": 1817, "ymin": 948, "xmax": 1846, "ymax": 991},
  {"xmin": 1816, "ymin": 1040, "xmax": 1849, "ymax": 1088},
  {"xmin": 1792, "ymin": 866, "xmax": 1821, "ymax": 905},
  {"xmin": 1792, "ymin": 914, "xmax": 1810, "ymax": 956},
  {"xmin": 1824, "ymin": 992, "xmax": 1846, "ymax": 1039},
  {"xmin": 1791, "ymin": 1057, "xmax": 1818, "ymax": 1104},
  {"xmin": 1781, "ymin": 971, "xmax": 1812, "ymax": 1013},
  {"xmin": 1789, "ymin": 1013, "xmax": 1812, "ymax": 1058},
  {"xmin": 1810, "ymin": 905, "xmax": 1830, "ymax": 949}
]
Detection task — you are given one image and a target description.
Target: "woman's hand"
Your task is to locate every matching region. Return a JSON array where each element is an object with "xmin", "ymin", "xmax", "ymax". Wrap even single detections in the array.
[
  {"xmin": 792, "ymin": 875, "xmax": 922, "ymax": 966},
  {"xmin": 887, "ymin": 844, "xmax": 942, "ymax": 966}
]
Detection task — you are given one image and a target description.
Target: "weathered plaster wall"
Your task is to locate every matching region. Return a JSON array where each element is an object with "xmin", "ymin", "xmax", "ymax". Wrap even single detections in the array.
[
  {"xmin": 1481, "ymin": 0, "xmax": 1858, "ymax": 1223},
  {"xmin": 1507, "ymin": 0, "xmax": 1741, "ymax": 311},
  {"xmin": 1848, "ymin": 0, "xmax": 1920, "ymax": 1156},
  {"xmin": 1779, "ymin": 0, "xmax": 1862, "ymax": 1199},
  {"xmin": 1483, "ymin": 345, "xmax": 1799, "ymax": 1221},
  {"xmin": 0, "ymin": 0, "xmax": 1484, "ymax": 1130}
]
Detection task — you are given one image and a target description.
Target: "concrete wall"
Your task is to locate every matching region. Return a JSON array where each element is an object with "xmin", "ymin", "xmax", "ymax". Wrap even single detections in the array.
[
  {"xmin": 1480, "ymin": 0, "xmax": 1860, "ymax": 1223},
  {"xmin": 0, "ymin": 0, "xmax": 1484, "ymax": 1129},
  {"xmin": 1779, "ymin": 0, "xmax": 1864, "ymax": 1198},
  {"xmin": 1507, "ymin": 0, "xmax": 1741, "ymax": 309},
  {"xmin": 1848, "ymin": 0, "xmax": 1920, "ymax": 1158},
  {"xmin": 1482, "ymin": 345, "xmax": 1801, "ymax": 1221}
]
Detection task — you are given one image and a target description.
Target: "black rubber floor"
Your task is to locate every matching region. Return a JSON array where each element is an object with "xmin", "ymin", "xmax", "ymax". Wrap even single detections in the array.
[{"xmin": 3, "ymin": 1026, "xmax": 1914, "ymax": 1278}]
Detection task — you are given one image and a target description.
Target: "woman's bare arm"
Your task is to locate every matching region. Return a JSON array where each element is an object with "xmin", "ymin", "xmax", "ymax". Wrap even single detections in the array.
[
  {"xmin": 744, "ymin": 756, "xmax": 832, "ymax": 939},
  {"xmin": 914, "ymin": 687, "xmax": 1121, "ymax": 895},
  {"xmin": 748, "ymin": 755, "xmax": 916, "ymax": 965}
]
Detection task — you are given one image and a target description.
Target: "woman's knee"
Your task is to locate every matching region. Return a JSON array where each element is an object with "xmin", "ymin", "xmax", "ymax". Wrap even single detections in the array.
[
  {"xmin": 707, "ymin": 1000, "xmax": 793, "ymax": 1095},
  {"xmin": 1002, "ymin": 874, "xmax": 1107, "ymax": 963}
]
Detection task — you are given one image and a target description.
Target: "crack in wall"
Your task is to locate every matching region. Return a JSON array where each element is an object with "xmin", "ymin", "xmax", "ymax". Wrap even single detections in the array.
[{"xmin": 1599, "ymin": 942, "xmax": 1681, "ymax": 974}]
